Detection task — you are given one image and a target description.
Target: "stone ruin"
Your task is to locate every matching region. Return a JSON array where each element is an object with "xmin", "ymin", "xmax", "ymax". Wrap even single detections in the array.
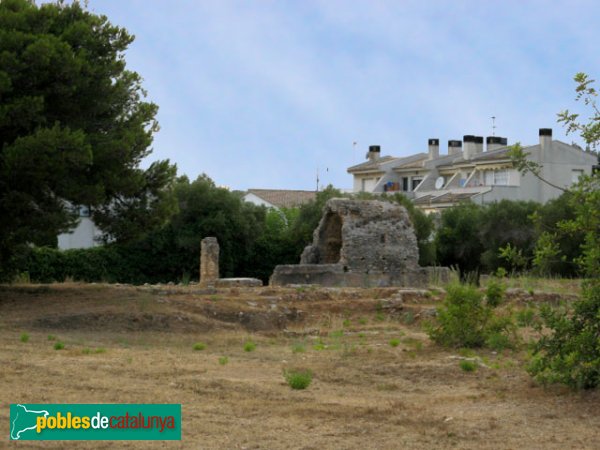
[
  {"xmin": 199, "ymin": 237, "xmax": 262, "ymax": 288},
  {"xmin": 200, "ymin": 237, "xmax": 220, "ymax": 287},
  {"xmin": 270, "ymin": 198, "xmax": 448, "ymax": 287}
]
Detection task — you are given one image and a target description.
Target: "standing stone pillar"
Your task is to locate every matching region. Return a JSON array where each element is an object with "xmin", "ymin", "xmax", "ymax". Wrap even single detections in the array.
[{"xmin": 200, "ymin": 237, "xmax": 219, "ymax": 287}]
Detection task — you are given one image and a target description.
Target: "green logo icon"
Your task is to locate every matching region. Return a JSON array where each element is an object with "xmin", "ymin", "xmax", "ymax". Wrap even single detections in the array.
[{"xmin": 9, "ymin": 404, "xmax": 181, "ymax": 440}]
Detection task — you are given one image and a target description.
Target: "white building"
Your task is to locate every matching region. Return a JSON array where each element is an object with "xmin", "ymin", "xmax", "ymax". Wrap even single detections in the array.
[
  {"xmin": 348, "ymin": 128, "xmax": 597, "ymax": 213},
  {"xmin": 57, "ymin": 206, "xmax": 103, "ymax": 250}
]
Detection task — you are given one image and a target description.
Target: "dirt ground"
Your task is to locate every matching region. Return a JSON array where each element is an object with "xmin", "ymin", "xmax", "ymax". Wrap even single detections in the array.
[{"xmin": 1, "ymin": 282, "xmax": 598, "ymax": 449}]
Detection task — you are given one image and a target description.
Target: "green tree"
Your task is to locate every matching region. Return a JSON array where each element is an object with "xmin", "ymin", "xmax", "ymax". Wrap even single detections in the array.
[
  {"xmin": 387, "ymin": 193, "xmax": 436, "ymax": 266},
  {"xmin": 0, "ymin": 0, "xmax": 176, "ymax": 278},
  {"xmin": 528, "ymin": 73, "xmax": 600, "ymax": 389},
  {"xmin": 479, "ymin": 200, "xmax": 539, "ymax": 273},
  {"xmin": 166, "ymin": 176, "xmax": 265, "ymax": 279},
  {"xmin": 435, "ymin": 202, "xmax": 484, "ymax": 279},
  {"xmin": 286, "ymin": 185, "xmax": 343, "ymax": 259},
  {"xmin": 531, "ymin": 193, "xmax": 584, "ymax": 276}
]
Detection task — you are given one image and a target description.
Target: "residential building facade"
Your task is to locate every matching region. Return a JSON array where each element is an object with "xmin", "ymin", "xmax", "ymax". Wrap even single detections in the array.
[{"xmin": 348, "ymin": 128, "xmax": 597, "ymax": 213}]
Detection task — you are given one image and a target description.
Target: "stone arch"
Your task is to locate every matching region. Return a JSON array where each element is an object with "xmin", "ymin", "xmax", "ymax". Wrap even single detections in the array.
[{"xmin": 317, "ymin": 211, "xmax": 343, "ymax": 264}]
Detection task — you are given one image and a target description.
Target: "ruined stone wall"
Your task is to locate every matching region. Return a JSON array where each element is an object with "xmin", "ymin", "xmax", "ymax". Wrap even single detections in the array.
[
  {"xmin": 200, "ymin": 237, "xmax": 219, "ymax": 287},
  {"xmin": 300, "ymin": 198, "xmax": 419, "ymax": 273}
]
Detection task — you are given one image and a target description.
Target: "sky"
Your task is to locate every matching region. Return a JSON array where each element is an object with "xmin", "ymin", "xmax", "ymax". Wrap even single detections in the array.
[{"xmin": 77, "ymin": 0, "xmax": 600, "ymax": 190}]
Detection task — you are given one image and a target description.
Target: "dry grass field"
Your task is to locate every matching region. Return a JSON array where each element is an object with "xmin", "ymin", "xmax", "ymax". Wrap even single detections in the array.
[{"xmin": 1, "ymin": 282, "xmax": 598, "ymax": 449}]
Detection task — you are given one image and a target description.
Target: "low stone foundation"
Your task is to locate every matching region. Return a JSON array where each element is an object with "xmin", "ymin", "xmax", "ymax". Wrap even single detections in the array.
[
  {"xmin": 216, "ymin": 278, "xmax": 263, "ymax": 288},
  {"xmin": 270, "ymin": 264, "xmax": 449, "ymax": 288}
]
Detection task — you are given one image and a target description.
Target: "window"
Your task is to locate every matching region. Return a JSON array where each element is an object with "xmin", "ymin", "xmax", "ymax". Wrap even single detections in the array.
[
  {"xmin": 484, "ymin": 170, "xmax": 494, "ymax": 186},
  {"xmin": 412, "ymin": 178, "xmax": 422, "ymax": 191},
  {"xmin": 494, "ymin": 169, "xmax": 508, "ymax": 186},
  {"xmin": 483, "ymin": 169, "xmax": 508, "ymax": 186},
  {"xmin": 402, "ymin": 177, "xmax": 408, "ymax": 191}
]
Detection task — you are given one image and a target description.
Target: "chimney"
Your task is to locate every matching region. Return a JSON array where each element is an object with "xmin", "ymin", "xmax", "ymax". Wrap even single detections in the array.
[
  {"xmin": 486, "ymin": 136, "xmax": 507, "ymax": 152},
  {"xmin": 463, "ymin": 135, "xmax": 476, "ymax": 159},
  {"xmin": 474, "ymin": 136, "xmax": 484, "ymax": 155},
  {"xmin": 539, "ymin": 128, "xmax": 552, "ymax": 153},
  {"xmin": 428, "ymin": 138, "xmax": 439, "ymax": 160},
  {"xmin": 448, "ymin": 140, "xmax": 462, "ymax": 155},
  {"xmin": 366, "ymin": 145, "xmax": 381, "ymax": 162}
]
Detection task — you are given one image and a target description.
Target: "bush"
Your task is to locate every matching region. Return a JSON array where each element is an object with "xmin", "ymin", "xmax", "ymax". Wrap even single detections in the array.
[
  {"xmin": 284, "ymin": 369, "xmax": 313, "ymax": 390},
  {"xmin": 485, "ymin": 332, "xmax": 513, "ymax": 351},
  {"xmin": 218, "ymin": 356, "xmax": 229, "ymax": 365},
  {"xmin": 459, "ymin": 360, "xmax": 478, "ymax": 372},
  {"xmin": 428, "ymin": 284, "xmax": 515, "ymax": 349},
  {"xmin": 193, "ymin": 342, "xmax": 206, "ymax": 351},
  {"xmin": 485, "ymin": 279, "xmax": 506, "ymax": 307},
  {"xmin": 54, "ymin": 342, "xmax": 65, "ymax": 350},
  {"xmin": 516, "ymin": 308, "xmax": 537, "ymax": 327},
  {"xmin": 20, "ymin": 333, "xmax": 29, "ymax": 343},
  {"xmin": 243, "ymin": 340, "xmax": 256, "ymax": 352},
  {"xmin": 427, "ymin": 284, "xmax": 492, "ymax": 348},
  {"xmin": 389, "ymin": 338, "xmax": 401, "ymax": 347},
  {"xmin": 527, "ymin": 280, "xmax": 600, "ymax": 389}
]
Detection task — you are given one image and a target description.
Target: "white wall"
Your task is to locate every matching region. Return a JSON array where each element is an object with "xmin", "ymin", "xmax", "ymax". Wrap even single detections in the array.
[
  {"xmin": 57, "ymin": 217, "xmax": 103, "ymax": 250},
  {"xmin": 243, "ymin": 193, "xmax": 276, "ymax": 208}
]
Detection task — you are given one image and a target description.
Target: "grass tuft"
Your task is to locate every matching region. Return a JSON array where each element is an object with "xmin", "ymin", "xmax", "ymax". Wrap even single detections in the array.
[
  {"xmin": 193, "ymin": 342, "xmax": 207, "ymax": 351},
  {"xmin": 20, "ymin": 333, "xmax": 29, "ymax": 343},
  {"xmin": 284, "ymin": 368, "xmax": 313, "ymax": 390},
  {"xmin": 54, "ymin": 342, "xmax": 65, "ymax": 350},
  {"xmin": 459, "ymin": 360, "xmax": 477, "ymax": 372},
  {"xmin": 291, "ymin": 342, "xmax": 306, "ymax": 353},
  {"xmin": 243, "ymin": 340, "xmax": 256, "ymax": 352}
]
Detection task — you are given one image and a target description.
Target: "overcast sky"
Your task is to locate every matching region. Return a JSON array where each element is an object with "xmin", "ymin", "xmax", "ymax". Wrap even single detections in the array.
[{"xmin": 81, "ymin": 0, "xmax": 600, "ymax": 190}]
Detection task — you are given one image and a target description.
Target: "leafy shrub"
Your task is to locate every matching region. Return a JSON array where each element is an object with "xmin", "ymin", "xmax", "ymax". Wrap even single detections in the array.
[
  {"xmin": 193, "ymin": 342, "xmax": 206, "ymax": 351},
  {"xmin": 284, "ymin": 368, "xmax": 313, "ymax": 390},
  {"xmin": 54, "ymin": 342, "xmax": 65, "ymax": 350},
  {"xmin": 528, "ymin": 280, "xmax": 600, "ymax": 389},
  {"xmin": 218, "ymin": 356, "xmax": 229, "ymax": 365},
  {"xmin": 516, "ymin": 308, "xmax": 537, "ymax": 327},
  {"xmin": 20, "ymin": 333, "xmax": 29, "ymax": 343},
  {"xmin": 459, "ymin": 360, "xmax": 477, "ymax": 372},
  {"xmin": 485, "ymin": 279, "xmax": 506, "ymax": 307},
  {"xmin": 428, "ymin": 284, "xmax": 515, "ymax": 349},
  {"xmin": 312, "ymin": 339, "xmax": 326, "ymax": 351},
  {"xmin": 485, "ymin": 332, "xmax": 513, "ymax": 351},
  {"xmin": 243, "ymin": 340, "xmax": 256, "ymax": 352},
  {"xmin": 427, "ymin": 284, "xmax": 492, "ymax": 348},
  {"xmin": 389, "ymin": 338, "xmax": 401, "ymax": 347},
  {"xmin": 495, "ymin": 267, "xmax": 508, "ymax": 278}
]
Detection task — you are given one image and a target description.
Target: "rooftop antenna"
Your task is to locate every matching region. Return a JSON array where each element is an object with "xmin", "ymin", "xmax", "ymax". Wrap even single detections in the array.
[
  {"xmin": 491, "ymin": 116, "xmax": 496, "ymax": 136},
  {"xmin": 316, "ymin": 167, "xmax": 319, "ymax": 192}
]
